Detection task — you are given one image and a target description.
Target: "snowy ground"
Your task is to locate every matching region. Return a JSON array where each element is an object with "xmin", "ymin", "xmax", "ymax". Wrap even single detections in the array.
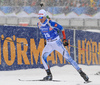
[{"xmin": 0, "ymin": 65, "xmax": 100, "ymax": 85}]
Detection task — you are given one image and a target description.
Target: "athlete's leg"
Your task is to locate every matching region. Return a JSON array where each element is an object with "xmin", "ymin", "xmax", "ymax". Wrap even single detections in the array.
[
  {"xmin": 42, "ymin": 43, "xmax": 53, "ymax": 70},
  {"xmin": 63, "ymin": 49, "xmax": 80, "ymax": 70},
  {"xmin": 41, "ymin": 43, "xmax": 54, "ymax": 80},
  {"xmin": 54, "ymin": 39, "xmax": 89, "ymax": 81},
  {"xmin": 54, "ymin": 39, "xmax": 80, "ymax": 70}
]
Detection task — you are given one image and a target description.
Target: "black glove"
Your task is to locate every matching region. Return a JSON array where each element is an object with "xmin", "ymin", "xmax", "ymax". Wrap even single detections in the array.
[
  {"xmin": 44, "ymin": 39, "xmax": 46, "ymax": 46},
  {"xmin": 63, "ymin": 39, "xmax": 69, "ymax": 46}
]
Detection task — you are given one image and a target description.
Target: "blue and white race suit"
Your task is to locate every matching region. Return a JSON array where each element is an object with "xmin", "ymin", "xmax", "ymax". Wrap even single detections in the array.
[{"xmin": 37, "ymin": 19, "xmax": 80, "ymax": 71}]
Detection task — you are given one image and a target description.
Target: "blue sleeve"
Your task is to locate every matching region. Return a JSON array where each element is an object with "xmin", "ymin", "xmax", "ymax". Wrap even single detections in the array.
[{"xmin": 49, "ymin": 20, "xmax": 63, "ymax": 30}]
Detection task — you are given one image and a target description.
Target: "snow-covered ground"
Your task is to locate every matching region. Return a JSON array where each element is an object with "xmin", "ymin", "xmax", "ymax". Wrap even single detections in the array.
[{"xmin": 0, "ymin": 65, "xmax": 100, "ymax": 85}]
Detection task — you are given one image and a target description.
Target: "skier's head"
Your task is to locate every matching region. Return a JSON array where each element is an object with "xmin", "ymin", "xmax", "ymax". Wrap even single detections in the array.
[
  {"xmin": 38, "ymin": 9, "xmax": 47, "ymax": 23},
  {"xmin": 38, "ymin": 9, "xmax": 47, "ymax": 18}
]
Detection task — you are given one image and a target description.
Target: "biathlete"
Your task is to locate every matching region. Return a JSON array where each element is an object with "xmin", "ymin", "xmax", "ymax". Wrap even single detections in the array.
[{"xmin": 37, "ymin": 9, "xmax": 89, "ymax": 82}]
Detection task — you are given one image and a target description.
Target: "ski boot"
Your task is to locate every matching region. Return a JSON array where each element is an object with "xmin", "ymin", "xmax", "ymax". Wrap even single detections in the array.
[
  {"xmin": 43, "ymin": 74, "xmax": 52, "ymax": 81},
  {"xmin": 78, "ymin": 69, "xmax": 89, "ymax": 81},
  {"xmin": 43, "ymin": 69, "xmax": 52, "ymax": 81}
]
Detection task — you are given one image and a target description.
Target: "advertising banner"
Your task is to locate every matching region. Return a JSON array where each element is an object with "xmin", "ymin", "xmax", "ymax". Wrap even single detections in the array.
[
  {"xmin": 0, "ymin": 26, "xmax": 99, "ymax": 71},
  {"xmin": 0, "ymin": 26, "xmax": 74, "ymax": 71},
  {"xmin": 76, "ymin": 30, "xmax": 100, "ymax": 65}
]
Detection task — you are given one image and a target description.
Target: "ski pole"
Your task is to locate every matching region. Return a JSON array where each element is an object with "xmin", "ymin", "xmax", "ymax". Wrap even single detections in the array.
[
  {"xmin": 0, "ymin": 37, "xmax": 28, "ymax": 46},
  {"xmin": 68, "ymin": 45, "xmax": 100, "ymax": 54}
]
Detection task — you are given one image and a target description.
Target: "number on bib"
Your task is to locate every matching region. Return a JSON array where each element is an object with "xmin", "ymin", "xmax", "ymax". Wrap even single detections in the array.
[{"xmin": 44, "ymin": 33, "xmax": 50, "ymax": 38}]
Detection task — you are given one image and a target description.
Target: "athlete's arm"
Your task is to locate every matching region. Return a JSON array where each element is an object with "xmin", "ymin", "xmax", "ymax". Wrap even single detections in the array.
[
  {"xmin": 61, "ymin": 29, "xmax": 66, "ymax": 39},
  {"xmin": 49, "ymin": 20, "xmax": 66, "ymax": 39},
  {"xmin": 49, "ymin": 19, "xmax": 63, "ymax": 31},
  {"xmin": 49, "ymin": 20, "xmax": 68, "ymax": 46}
]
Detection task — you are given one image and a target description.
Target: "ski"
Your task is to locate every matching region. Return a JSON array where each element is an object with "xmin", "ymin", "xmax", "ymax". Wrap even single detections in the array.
[
  {"xmin": 84, "ymin": 81, "xmax": 92, "ymax": 84},
  {"xmin": 19, "ymin": 79, "xmax": 91, "ymax": 83},
  {"xmin": 18, "ymin": 79, "xmax": 66, "ymax": 82}
]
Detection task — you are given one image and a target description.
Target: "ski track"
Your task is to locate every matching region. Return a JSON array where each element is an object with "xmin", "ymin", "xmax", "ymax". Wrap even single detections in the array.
[{"xmin": 0, "ymin": 65, "xmax": 100, "ymax": 85}]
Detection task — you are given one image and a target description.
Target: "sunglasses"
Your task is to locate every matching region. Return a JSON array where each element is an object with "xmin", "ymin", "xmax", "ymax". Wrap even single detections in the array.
[{"xmin": 38, "ymin": 17, "xmax": 43, "ymax": 19}]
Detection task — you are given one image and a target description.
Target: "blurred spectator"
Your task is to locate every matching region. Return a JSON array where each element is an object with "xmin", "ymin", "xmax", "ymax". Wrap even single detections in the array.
[
  {"xmin": 97, "ymin": 0, "xmax": 100, "ymax": 7},
  {"xmin": 0, "ymin": 0, "xmax": 4, "ymax": 6},
  {"xmin": 46, "ymin": 0, "xmax": 54, "ymax": 6},
  {"xmin": 23, "ymin": 0, "xmax": 27, "ymax": 6},
  {"xmin": 90, "ymin": 0, "xmax": 95, "ymax": 7},
  {"xmin": 0, "ymin": 0, "xmax": 100, "ymax": 16},
  {"xmin": 0, "ymin": 0, "xmax": 99, "ymax": 8},
  {"xmin": 76, "ymin": 1, "xmax": 81, "ymax": 7},
  {"xmin": 31, "ymin": 0, "xmax": 36, "ymax": 6},
  {"xmin": 15, "ymin": 0, "xmax": 18, "ymax": 6},
  {"xmin": 59, "ymin": 0, "xmax": 64, "ymax": 6},
  {"xmin": 81, "ymin": 0, "xmax": 85, "ymax": 7}
]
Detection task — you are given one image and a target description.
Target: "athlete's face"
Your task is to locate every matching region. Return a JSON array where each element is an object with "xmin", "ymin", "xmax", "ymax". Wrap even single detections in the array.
[{"xmin": 38, "ymin": 16, "xmax": 46, "ymax": 23}]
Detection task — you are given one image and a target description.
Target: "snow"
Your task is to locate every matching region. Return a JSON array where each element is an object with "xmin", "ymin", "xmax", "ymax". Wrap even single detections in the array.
[
  {"xmin": 65, "ymin": 12, "xmax": 79, "ymax": 18},
  {"xmin": 29, "ymin": 13, "xmax": 38, "ymax": 17},
  {"xmin": 92, "ymin": 12, "xmax": 100, "ymax": 19},
  {"xmin": 78, "ymin": 14, "xmax": 92, "ymax": 19},
  {"xmin": 16, "ymin": 11, "xmax": 29, "ymax": 17},
  {"xmin": 47, "ymin": 11, "xmax": 53, "ymax": 18},
  {"xmin": 0, "ymin": 65, "xmax": 100, "ymax": 85},
  {"xmin": 0, "ymin": 11, "xmax": 5, "ymax": 16},
  {"xmin": 5, "ymin": 12, "xmax": 17, "ymax": 17},
  {"xmin": 53, "ymin": 13, "xmax": 66, "ymax": 19}
]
